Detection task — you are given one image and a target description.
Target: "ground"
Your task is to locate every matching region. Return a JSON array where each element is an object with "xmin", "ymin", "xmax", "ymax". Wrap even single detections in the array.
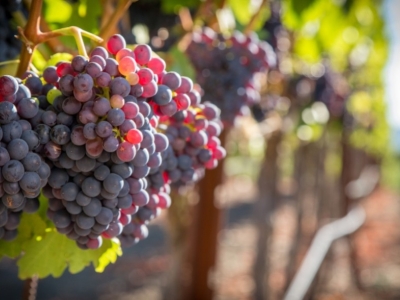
[{"xmin": 0, "ymin": 180, "xmax": 399, "ymax": 300}]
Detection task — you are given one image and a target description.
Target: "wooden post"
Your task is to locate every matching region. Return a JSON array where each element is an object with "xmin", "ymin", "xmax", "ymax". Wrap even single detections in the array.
[
  {"xmin": 186, "ymin": 130, "xmax": 227, "ymax": 300},
  {"xmin": 340, "ymin": 134, "xmax": 366, "ymax": 291},
  {"xmin": 252, "ymin": 131, "xmax": 281, "ymax": 300}
]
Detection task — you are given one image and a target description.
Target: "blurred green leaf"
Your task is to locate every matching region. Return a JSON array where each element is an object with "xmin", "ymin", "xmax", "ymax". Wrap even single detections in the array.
[
  {"xmin": 44, "ymin": 0, "xmax": 73, "ymax": 23},
  {"xmin": 43, "ymin": 0, "xmax": 102, "ymax": 49},
  {"xmin": 292, "ymin": 0, "xmax": 316, "ymax": 16},
  {"xmin": 161, "ymin": 0, "xmax": 200, "ymax": 14},
  {"xmin": 228, "ymin": 0, "xmax": 270, "ymax": 31},
  {"xmin": 165, "ymin": 46, "xmax": 196, "ymax": 79}
]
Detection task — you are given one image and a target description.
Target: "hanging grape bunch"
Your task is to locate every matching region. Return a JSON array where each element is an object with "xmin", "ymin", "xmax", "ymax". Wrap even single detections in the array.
[
  {"xmin": 0, "ymin": 89, "xmax": 47, "ymax": 241},
  {"xmin": 0, "ymin": 34, "xmax": 226, "ymax": 250},
  {"xmin": 157, "ymin": 88, "xmax": 225, "ymax": 185},
  {"xmin": 185, "ymin": 27, "xmax": 276, "ymax": 126}
]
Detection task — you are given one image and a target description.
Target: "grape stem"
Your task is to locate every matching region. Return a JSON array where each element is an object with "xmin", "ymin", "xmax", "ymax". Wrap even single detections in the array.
[
  {"xmin": 0, "ymin": 60, "xmax": 20, "ymax": 67},
  {"xmin": 243, "ymin": 0, "xmax": 269, "ymax": 35},
  {"xmin": 16, "ymin": 0, "xmax": 103, "ymax": 77},
  {"xmin": 40, "ymin": 18, "xmax": 73, "ymax": 54},
  {"xmin": 178, "ymin": 7, "xmax": 194, "ymax": 32},
  {"xmin": 99, "ymin": 0, "xmax": 136, "ymax": 44}
]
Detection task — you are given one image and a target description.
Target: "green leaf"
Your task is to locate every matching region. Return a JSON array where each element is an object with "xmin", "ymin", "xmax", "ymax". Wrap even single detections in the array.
[
  {"xmin": 0, "ymin": 194, "xmax": 122, "ymax": 279},
  {"xmin": 68, "ymin": 238, "xmax": 122, "ymax": 274},
  {"xmin": 228, "ymin": 0, "xmax": 252, "ymax": 25},
  {"xmin": 292, "ymin": 0, "xmax": 316, "ymax": 16},
  {"xmin": 228, "ymin": 0, "xmax": 270, "ymax": 30},
  {"xmin": 94, "ymin": 238, "xmax": 122, "ymax": 273},
  {"xmin": 17, "ymin": 230, "xmax": 122, "ymax": 279},
  {"xmin": 161, "ymin": 0, "xmax": 200, "ymax": 14},
  {"xmin": 43, "ymin": 0, "xmax": 102, "ymax": 49},
  {"xmin": 18, "ymin": 230, "xmax": 70, "ymax": 279},
  {"xmin": 43, "ymin": 0, "xmax": 73, "ymax": 23},
  {"xmin": 165, "ymin": 46, "xmax": 196, "ymax": 79},
  {"xmin": 0, "ymin": 213, "xmax": 47, "ymax": 260}
]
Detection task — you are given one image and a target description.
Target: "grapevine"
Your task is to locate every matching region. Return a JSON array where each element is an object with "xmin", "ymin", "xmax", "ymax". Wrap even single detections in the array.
[{"xmin": 0, "ymin": 24, "xmax": 225, "ymax": 275}]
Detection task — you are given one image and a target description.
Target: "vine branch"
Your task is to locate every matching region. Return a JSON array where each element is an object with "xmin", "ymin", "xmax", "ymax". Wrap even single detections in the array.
[
  {"xmin": 99, "ymin": 0, "xmax": 135, "ymax": 44},
  {"xmin": 16, "ymin": 0, "xmax": 103, "ymax": 78},
  {"xmin": 244, "ymin": 0, "xmax": 269, "ymax": 35}
]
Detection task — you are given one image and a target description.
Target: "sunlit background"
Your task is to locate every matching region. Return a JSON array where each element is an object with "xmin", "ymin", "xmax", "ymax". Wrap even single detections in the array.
[{"xmin": 385, "ymin": 0, "xmax": 400, "ymax": 151}]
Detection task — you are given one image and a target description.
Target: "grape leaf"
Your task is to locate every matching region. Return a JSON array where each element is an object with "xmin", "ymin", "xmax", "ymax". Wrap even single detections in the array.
[
  {"xmin": 68, "ymin": 238, "xmax": 122, "ymax": 274},
  {"xmin": 95, "ymin": 238, "xmax": 122, "ymax": 272},
  {"xmin": 17, "ymin": 229, "xmax": 122, "ymax": 279},
  {"xmin": 0, "ymin": 194, "xmax": 122, "ymax": 279},
  {"xmin": 17, "ymin": 230, "xmax": 70, "ymax": 279},
  {"xmin": 0, "ymin": 213, "xmax": 46, "ymax": 260}
]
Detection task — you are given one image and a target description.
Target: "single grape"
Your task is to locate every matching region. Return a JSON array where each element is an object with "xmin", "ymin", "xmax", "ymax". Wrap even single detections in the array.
[
  {"xmin": 95, "ymin": 121, "xmax": 113, "ymax": 138},
  {"xmin": 110, "ymin": 77, "xmax": 131, "ymax": 97},
  {"xmin": 103, "ymin": 135, "xmax": 119, "ymax": 153},
  {"xmin": 90, "ymin": 47, "xmax": 108, "ymax": 59},
  {"xmin": 42, "ymin": 110, "xmax": 57, "ymax": 126},
  {"xmin": 161, "ymin": 72, "xmax": 182, "ymax": 90},
  {"xmin": 133, "ymin": 44, "xmax": 151, "ymax": 65},
  {"xmin": 90, "ymin": 55, "xmax": 106, "ymax": 69},
  {"xmin": 71, "ymin": 55, "xmax": 88, "ymax": 72},
  {"xmin": 110, "ymin": 94, "xmax": 125, "ymax": 109},
  {"xmin": 76, "ymin": 213, "xmax": 95, "ymax": 230},
  {"xmin": 153, "ymin": 85, "xmax": 172, "ymax": 105},
  {"xmin": 125, "ymin": 129, "xmax": 143, "ymax": 144},
  {"xmin": 95, "ymin": 72, "xmax": 112, "ymax": 88},
  {"xmin": 82, "ymin": 198, "xmax": 102, "ymax": 217},
  {"xmin": 103, "ymin": 173, "xmax": 123, "ymax": 194},
  {"xmin": 107, "ymin": 108, "xmax": 125, "ymax": 126},
  {"xmin": 2, "ymin": 160, "xmax": 24, "ymax": 183},
  {"xmin": 105, "ymin": 58, "xmax": 119, "ymax": 76},
  {"xmin": 147, "ymin": 57, "xmax": 166, "ymax": 74},
  {"xmin": 50, "ymin": 124, "xmax": 71, "ymax": 145},
  {"xmin": 86, "ymin": 137, "xmax": 103, "ymax": 157},
  {"xmin": 0, "ymin": 75, "xmax": 18, "ymax": 97},
  {"xmin": 81, "ymin": 177, "xmax": 101, "ymax": 197},
  {"xmin": 19, "ymin": 172, "xmax": 41, "ymax": 193},
  {"xmin": 107, "ymin": 34, "xmax": 126, "ymax": 55},
  {"xmin": 0, "ymin": 102, "xmax": 18, "ymax": 124}
]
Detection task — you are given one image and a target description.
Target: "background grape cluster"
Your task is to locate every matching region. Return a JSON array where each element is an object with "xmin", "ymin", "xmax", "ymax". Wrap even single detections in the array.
[
  {"xmin": 0, "ymin": 0, "xmax": 25, "ymax": 62},
  {"xmin": 186, "ymin": 27, "xmax": 276, "ymax": 126}
]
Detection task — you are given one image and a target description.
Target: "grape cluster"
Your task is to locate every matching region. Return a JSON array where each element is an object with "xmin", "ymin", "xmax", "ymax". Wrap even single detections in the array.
[
  {"xmin": 158, "ymin": 101, "xmax": 225, "ymax": 186},
  {"xmin": 186, "ymin": 27, "xmax": 276, "ymax": 126},
  {"xmin": 0, "ymin": 1, "xmax": 25, "ymax": 62},
  {"xmin": 0, "ymin": 77, "xmax": 49, "ymax": 241},
  {"xmin": 33, "ymin": 35, "xmax": 182, "ymax": 249},
  {"xmin": 0, "ymin": 34, "xmax": 226, "ymax": 249},
  {"xmin": 127, "ymin": 0, "xmax": 179, "ymax": 51}
]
